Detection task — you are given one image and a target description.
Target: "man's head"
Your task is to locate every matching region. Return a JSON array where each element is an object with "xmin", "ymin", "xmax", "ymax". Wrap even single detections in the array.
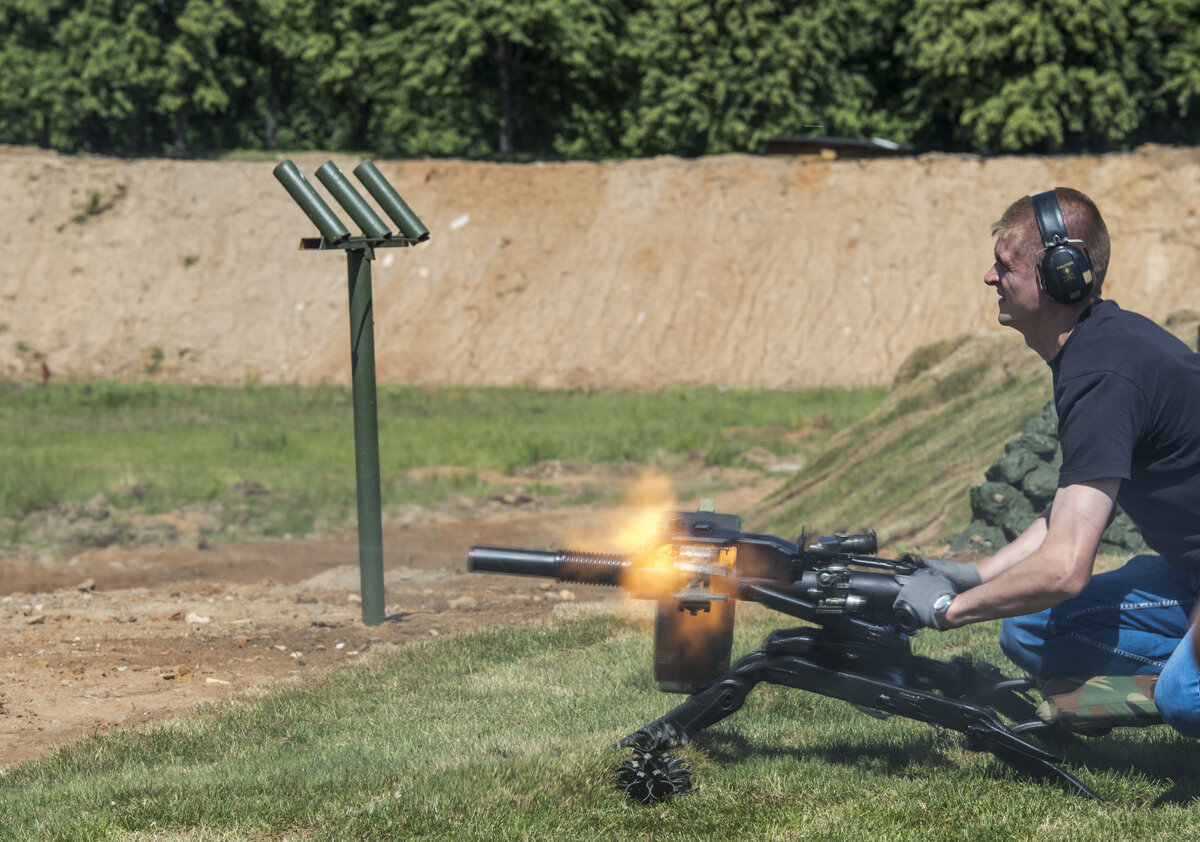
[
  {"xmin": 990, "ymin": 188, "xmax": 1111, "ymax": 300},
  {"xmin": 984, "ymin": 188, "xmax": 1110, "ymax": 352}
]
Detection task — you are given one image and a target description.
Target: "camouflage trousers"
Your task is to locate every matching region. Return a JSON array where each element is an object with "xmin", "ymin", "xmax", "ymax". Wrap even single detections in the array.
[{"xmin": 999, "ymin": 554, "xmax": 1200, "ymax": 737}]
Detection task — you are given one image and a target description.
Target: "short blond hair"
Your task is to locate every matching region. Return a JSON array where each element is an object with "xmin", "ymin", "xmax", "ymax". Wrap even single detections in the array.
[{"xmin": 992, "ymin": 188, "xmax": 1111, "ymax": 297}]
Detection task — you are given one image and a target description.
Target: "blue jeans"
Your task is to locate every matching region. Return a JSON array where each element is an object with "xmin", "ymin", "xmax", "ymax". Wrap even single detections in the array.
[{"xmin": 999, "ymin": 554, "xmax": 1200, "ymax": 737}]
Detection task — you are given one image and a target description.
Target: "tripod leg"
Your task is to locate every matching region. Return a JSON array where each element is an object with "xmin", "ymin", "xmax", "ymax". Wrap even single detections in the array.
[
  {"xmin": 619, "ymin": 652, "xmax": 771, "ymax": 752},
  {"xmin": 965, "ymin": 720, "xmax": 1101, "ymax": 800},
  {"xmin": 614, "ymin": 653, "xmax": 774, "ymax": 804}
]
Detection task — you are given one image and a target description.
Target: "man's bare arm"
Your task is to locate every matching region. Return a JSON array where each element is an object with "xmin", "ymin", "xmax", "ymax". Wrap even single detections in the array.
[
  {"xmin": 945, "ymin": 478, "xmax": 1119, "ymax": 626},
  {"xmin": 976, "ymin": 507, "xmax": 1051, "ymax": 582}
]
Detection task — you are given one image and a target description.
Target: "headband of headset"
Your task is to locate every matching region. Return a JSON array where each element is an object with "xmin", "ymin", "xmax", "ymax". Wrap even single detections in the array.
[{"xmin": 1031, "ymin": 190, "xmax": 1094, "ymax": 304}]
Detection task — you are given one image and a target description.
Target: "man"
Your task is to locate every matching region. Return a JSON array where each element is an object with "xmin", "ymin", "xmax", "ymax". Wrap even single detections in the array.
[{"xmin": 895, "ymin": 187, "xmax": 1200, "ymax": 736}]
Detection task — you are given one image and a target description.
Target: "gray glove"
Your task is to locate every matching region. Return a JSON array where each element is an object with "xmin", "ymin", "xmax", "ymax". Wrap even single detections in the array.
[
  {"xmin": 893, "ymin": 569, "xmax": 957, "ymax": 631},
  {"xmin": 918, "ymin": 556, "xmax": 981, "ymax": 592}
]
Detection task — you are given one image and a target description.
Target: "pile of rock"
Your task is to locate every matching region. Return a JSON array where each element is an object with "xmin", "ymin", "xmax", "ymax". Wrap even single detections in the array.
[
  {"xmin": 4, "ymin": 493, "xmax": 182, "ymax": 555},
  {"xmin": 950, "ymin": 401, "xmax": 1148, "ymax": 557}
]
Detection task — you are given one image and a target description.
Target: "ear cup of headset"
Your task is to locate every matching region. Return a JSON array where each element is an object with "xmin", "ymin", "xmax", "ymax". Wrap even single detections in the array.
[
  {"xmin": 1039, "ymin": 243, "xmax": 1093, "ymax": 304},
  {"xmin": 1032, "ymin": 190, "xmax": 1094, "ymax": 304}
]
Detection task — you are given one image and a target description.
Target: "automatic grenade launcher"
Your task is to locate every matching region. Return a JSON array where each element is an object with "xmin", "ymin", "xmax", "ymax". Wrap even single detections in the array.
[{"xmin": 469, "ymin": 508, "xmax": 1100, "ymax": 803}]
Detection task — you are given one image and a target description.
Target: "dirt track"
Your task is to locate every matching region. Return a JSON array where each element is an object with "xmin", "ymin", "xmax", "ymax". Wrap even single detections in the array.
[
  {"xmin": 0, "ymin": 508, "xmax": 615, "ymax": 769},
  {"xmin": 1, "ymin": 476, "xmax": 782, "ymax": 770}
]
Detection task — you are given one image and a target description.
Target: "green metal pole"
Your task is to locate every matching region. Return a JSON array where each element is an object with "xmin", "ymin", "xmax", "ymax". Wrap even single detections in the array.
[
  {"xmin": 346, "ymin": 248, "xmax": 386, "ymax": 626},
  {"xmin": 274, "ymin": 158, "xmax": 431, "ymax": 626}
]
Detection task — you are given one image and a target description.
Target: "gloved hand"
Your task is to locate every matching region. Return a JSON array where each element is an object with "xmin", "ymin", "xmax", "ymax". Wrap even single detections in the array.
[
  {"xmin": 893, "ymin": 569, "xmax": 957, "ymax": 631},
  {"xmin": 918, "ymin": 556, "xmax": 981, "ymax": 592}
]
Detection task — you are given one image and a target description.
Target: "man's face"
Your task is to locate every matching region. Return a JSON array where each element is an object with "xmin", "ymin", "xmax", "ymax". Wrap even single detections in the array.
[{"xmin": 984, "ymin": 235, "xmax": 1043, "ymax": 330}]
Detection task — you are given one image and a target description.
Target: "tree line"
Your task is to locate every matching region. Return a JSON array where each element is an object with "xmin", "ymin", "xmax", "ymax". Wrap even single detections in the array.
[{"xmin": 4, "ymin": 0, "xmax": 1200, "ymax": 160}]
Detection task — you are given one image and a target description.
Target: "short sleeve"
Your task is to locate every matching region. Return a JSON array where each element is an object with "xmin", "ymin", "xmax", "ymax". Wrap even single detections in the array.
[{"xmin": 1055, "ymin": 371, "xmax": 1145, "ymax": 486}]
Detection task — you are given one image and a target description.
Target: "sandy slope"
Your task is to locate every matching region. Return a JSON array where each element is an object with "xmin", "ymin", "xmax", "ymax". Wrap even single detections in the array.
[{"xmin": 4, "ymin": 144, "xmax": 1200, "ymax": 389}]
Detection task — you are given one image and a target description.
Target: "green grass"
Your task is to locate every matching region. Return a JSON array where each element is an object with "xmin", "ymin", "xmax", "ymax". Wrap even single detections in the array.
[
  {"xmin": 0, "ymin": 380, "xmax": 884, "ymax": 538},
  {"xmin": 751, "ymin": 332, "xmax": 1051, "ymax": 550},
  {"xmin": 3, "ymin": 607, "xmax": 1197, "ymax": 840}
]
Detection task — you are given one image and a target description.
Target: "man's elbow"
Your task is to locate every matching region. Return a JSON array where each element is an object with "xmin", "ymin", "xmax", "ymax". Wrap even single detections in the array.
[
  {"xmin": 1045, "ymin": 574, "xmax": 1089, "ymax": 603},
  {"xmin": 1040, "ymin": 556, "xmax": 1092, "ymax": 601}
]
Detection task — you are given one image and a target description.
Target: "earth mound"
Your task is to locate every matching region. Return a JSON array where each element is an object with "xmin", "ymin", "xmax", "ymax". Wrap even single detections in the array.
[{"xmin": 3, "ymin": 144, "xmax": 1200, "ymax": 389}]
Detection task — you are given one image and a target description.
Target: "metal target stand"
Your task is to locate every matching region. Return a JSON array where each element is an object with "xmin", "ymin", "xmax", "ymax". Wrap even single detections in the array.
[{"xmin": 274, "ymin": 159, "xmax": 430, "ymax": 626}]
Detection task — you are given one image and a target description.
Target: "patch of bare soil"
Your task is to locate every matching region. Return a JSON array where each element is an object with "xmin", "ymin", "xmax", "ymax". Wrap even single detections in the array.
[
  {"xmin": 6, "ymin": 145, "xmax": 1200, "ymax": 392},
  {"xmin": 1, "ymin": 475, "xmax": 782, "ymax": 771}
]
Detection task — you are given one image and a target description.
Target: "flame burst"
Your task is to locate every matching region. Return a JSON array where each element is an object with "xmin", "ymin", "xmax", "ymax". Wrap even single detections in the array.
[
  {"xmin": 612, "ymin": 471, "xmax": 677, "ymax": 552},
  {"xmin": 603, "ymin": 473, "xmax": 737, "ymax": 689}
]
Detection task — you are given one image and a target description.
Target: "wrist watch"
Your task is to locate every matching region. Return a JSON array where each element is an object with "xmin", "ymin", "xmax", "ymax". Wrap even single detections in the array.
[{"xmin": 931, "ymin": 593, "xmax": 955, "ymax": 630}]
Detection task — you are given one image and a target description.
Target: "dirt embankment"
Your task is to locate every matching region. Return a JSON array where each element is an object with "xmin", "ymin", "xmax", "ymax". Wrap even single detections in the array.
[{"xmin": 3, "ymin": 144, "xmax": 1200, "ymax": 389}]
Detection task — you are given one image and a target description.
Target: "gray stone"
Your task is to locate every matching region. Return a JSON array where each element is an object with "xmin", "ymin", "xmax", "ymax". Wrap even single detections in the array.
[
  {"xmin": 124, "ymin": 520, "xmax": 179, "ymax": 548},
  {"xmin": 1019, "ymin": 432, "xmax": 1059, "ymax": 459},
  {"xmin": 985, "ymin": 449, "xmax": 1041, "ymax": 485},
  {"xmin": 67, "ymin": 518, "xmax": 122, "ymax": 548},
  {"xmin": 999, "ymin": 503, "xmax": 1038, "ymax": 540},
  {"xmin": 1023, "ymin": 402, "xmax": 1058, "ymax": 438},
  {"xmin": 82, "ymin": 493, "xmax": 112, "ymax": 520},
  {"xmin": 949, "ymin": 521, "xmax": 1006, "ymax": 553},
  {"xmin": 1003, "ymin": 438, "xmax": 1029, "ymax": 455},
  {"xmin": 1021, "ymin": 463, "xmax": 1059, "ymax": 510},
  {"xmin": 1101, "ymin": 508, "xmax": 1150, "ymax": 554},
  {"xmin": 969, "ymin": 481, "xmax": 1036, "ymax": 540}
]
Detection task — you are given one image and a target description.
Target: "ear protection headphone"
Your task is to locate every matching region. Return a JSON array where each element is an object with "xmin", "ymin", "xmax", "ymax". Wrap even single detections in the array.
[{"xmin": 1031, "ymin": 190, "xmax": 1094, "ymax": 304}]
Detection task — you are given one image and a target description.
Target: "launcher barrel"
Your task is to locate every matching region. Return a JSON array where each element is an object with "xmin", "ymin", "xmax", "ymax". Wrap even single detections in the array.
[{"xmin": 468, "ymin": 546, "xmax": 630, "ymax": 587}]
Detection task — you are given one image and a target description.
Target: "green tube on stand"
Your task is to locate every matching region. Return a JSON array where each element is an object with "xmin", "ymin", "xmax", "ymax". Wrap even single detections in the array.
[
  {"xmin": 272, "ymin": 160, "xmax": 351, "ymax": 244},
  {"xmin": 353, "ymin": 160, "xmax": 430, "ymax": 241},
  {"xmin": 317, "ymin": 161, "xmax": 391, "ymax": 241}
]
